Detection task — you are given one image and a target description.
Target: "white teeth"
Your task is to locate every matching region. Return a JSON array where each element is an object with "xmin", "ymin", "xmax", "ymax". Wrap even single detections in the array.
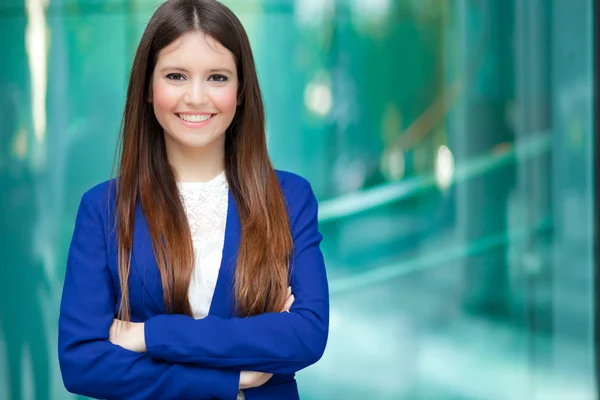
[{"xmin": 178, "ymin": 113, "xmax": 212, "ymax": 123}]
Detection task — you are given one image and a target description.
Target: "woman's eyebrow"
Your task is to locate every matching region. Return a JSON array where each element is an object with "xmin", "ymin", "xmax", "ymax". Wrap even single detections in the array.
[
  {"xmin": 159, "ymin": 67, "xmax": 234, "ymax": 75},
  {"xmin": 208, "ymin": 68, "xmax": 234, "ymax": 75},
  {"xmin": 159, "ymin": 66, "xmax": 189, "ymax": 73}
]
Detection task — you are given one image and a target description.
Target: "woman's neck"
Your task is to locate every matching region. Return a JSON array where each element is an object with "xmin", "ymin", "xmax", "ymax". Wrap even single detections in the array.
[{"xmin": 165, "ymin": 136, "xmax": 225, "ymax": 183}]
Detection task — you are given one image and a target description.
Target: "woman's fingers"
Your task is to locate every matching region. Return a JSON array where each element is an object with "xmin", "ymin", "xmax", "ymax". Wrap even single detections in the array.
[
  {"xmin": 109, "ymin": 319, "xmax": 119, "ymax": 341},
  {"xmin": 282, "ymin": 286, "xmax": 295, "ymax": 313},
  {"xmin": 239, "ymin": 371, "xmax": 274, "ymax": 389},
  {"xmin": 255, "ymin": 373, "xmax": 273, "ymax": 387}
]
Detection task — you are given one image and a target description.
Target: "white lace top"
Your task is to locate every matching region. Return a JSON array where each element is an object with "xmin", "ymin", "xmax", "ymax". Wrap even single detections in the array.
[{"xmin": 177, "ymin": 170, "xmax": 228, "ymax": 320}]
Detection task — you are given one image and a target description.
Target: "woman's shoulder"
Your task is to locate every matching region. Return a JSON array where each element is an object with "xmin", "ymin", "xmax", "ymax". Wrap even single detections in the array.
[
  {"xmin": 274, "ymin": 170, "xmax": 318, "ymax": 214},
  {"xmin": 274, "ymin": 170, "xmax": 319, "ymax": 233},
  {"xmin": 274, "ymin": 170, "xmax": 313, "ymax": 197},
  {"xmin": 79, "ymin": 178, "xmax": 118, "ymax": 210}
]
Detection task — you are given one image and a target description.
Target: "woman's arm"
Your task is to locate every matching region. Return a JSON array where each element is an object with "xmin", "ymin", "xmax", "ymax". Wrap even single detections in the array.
[
  {"xmin": 58, "ymin": 190, "xmax": 240, "ymax": 400},
  {"xmin": 142, "ymin": 178, "xmax": 330, "ymax": 374}
]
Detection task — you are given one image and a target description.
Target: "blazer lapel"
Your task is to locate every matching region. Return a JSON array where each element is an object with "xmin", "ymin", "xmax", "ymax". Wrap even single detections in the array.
[
  {"xmin": 132, "ymin": 203, "xmax": 164, "ymax": 314},
  {"xmin": 209, "ymin": 189, "xmax": 240, "ymax": 318}
]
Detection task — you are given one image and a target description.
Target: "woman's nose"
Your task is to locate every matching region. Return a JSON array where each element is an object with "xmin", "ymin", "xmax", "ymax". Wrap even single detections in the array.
[{"xmin": 184, "ymin": 82, "xmax": 208, "ymax": 105}]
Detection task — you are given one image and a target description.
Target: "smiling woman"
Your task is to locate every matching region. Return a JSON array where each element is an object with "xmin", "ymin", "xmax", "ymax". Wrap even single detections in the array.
[
  {"xmin": 152, "ymin": 32, "xmax": 239, "ymax": 180},
  {"xmin": 57, "ymin": 1, "xmax": 329, "ymax": 399}
]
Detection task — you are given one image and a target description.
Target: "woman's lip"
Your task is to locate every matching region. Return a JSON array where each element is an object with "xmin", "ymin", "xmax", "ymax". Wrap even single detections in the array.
[{"xmin": 175, "ymin": 113, "xmax": 215, "ymax": 127}]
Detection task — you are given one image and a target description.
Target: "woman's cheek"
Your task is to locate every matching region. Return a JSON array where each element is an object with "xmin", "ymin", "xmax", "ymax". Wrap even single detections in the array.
[
  {"xmin": 212, "ymin": 87, "xmax": 238, "ymax": 112},
  {"xmin": 152, "ymin": 81, "xmax": 180, "ymax": 110}
]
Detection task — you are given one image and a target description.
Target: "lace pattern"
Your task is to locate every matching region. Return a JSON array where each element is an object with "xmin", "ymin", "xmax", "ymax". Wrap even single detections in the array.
[{"xmin": 177, "ymin": 171, "xmax": 229, "ymax": 319}]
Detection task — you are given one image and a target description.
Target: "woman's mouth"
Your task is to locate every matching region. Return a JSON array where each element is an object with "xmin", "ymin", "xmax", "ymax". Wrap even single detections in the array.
[{"xmin": 176, "ymin": 113, "xmax": 215, "ymax": 123}]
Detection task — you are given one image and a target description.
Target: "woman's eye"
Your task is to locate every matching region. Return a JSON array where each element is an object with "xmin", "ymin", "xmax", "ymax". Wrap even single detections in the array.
[
  {"xmin": 209, "ymin": 74, "xmax": 228, "ymax": 83},
  {"xmin": 166, "ymin": 73, "xmax": 186, "ymax": 81}
]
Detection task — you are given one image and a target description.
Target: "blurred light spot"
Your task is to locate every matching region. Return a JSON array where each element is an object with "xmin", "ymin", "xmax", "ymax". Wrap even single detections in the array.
[
  {"xmin": 304, "ymin": 72, "xmax": 333, "ymax": 116},
  {"xmin": 351, "ymin": 0, "xmax": 391, "ymax": 22},
  {"xmin": 295, "ymin": 0, "xmax": 335, "ymax": 28},
  {"xmin": 13, "ymin": 128, "xmax": 29, "ymax": 160},
  {"xmin": 381, "ymin": 146, "xmax": 405, "ymax": 181},
  {"xmin": 435, "ymin": 145, "xmax": 454, "ymax": 190},
  {"xmin": 522, "ymin": 252, "xmax": 542, "ymax": 275},
  {"xmin": 334, "ymin": 155, "xmax": 366, "ymax": 193},
  {"xmin": 26, "ymin": 0, "xmax": 49, "ymax": 142}
]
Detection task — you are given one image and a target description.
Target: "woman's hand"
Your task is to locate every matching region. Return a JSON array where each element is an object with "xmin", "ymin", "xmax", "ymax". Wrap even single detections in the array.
[
  {"xmin": 109, "ymin": 319, "xmax": 146, "ymax": 353},
  {"xmin": 239, "ymin": 371, "xmax": 274, "ymax": 389},
  {"xmin": 239, "ymin": 287, "xmax": 295, "ymax": 390},
  {"xmin": 282, "ymin": 286, "xmax": 294, "ymax": 313}
]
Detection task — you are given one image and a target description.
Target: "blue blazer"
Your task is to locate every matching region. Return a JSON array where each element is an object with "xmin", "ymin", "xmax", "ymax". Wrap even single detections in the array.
[{"xmin": 58, "ymin": 171, "xmax": 329, "ymax": 400}]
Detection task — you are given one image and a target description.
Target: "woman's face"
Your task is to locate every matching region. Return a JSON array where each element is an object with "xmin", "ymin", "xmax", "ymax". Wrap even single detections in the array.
[{"xmin": 151, "ymin": 31, "xmax": 238, "ymax": 157}]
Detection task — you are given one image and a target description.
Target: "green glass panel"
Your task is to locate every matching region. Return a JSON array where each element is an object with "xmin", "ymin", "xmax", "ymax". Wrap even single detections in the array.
[{"xmin": 0, "ymin": 0, "xmax": 595, "ymax": 399}]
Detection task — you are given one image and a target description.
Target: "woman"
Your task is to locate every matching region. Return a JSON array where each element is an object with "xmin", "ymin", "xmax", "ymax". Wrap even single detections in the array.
[{"xmin": 57, "ymin": 0, "xmax": 329, "ymax": 399}]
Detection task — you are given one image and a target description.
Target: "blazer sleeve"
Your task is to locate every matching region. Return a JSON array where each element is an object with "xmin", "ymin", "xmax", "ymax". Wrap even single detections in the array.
[
  {"xmin": 58, "ymin": 191, "xmax": 240, "ymax": 400},
  {"xmin": 144, "ymin": 178, "xmax": 330, "ymax": 374}
]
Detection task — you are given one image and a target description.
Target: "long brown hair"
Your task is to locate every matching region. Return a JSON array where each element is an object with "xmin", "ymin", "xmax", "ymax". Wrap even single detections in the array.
[{"xmin": 115, "ymin": 0, "xmax": 293, "ymax": 321}]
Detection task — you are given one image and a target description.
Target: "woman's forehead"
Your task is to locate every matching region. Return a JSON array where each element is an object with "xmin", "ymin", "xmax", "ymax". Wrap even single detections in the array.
[{"xmin": 158, "ymin": 31, "xmax": 233, "ymax": 62}]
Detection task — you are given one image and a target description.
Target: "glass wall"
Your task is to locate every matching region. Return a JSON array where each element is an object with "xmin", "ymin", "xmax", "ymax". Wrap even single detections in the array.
[{"xmin": 0, "ymin": 0, "xmax": 595, "ymax": 399}]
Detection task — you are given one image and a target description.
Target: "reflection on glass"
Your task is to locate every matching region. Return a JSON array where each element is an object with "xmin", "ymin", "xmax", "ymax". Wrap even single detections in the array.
[{"xmin": 25, "ymin": 0, "xmax": 49, "ymax": 143}]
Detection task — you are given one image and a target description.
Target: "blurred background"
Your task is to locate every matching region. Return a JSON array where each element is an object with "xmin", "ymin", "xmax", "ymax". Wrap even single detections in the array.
[{"xmin": 0, "ymin": 0, "xmax": 596, "ymax": 399}]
